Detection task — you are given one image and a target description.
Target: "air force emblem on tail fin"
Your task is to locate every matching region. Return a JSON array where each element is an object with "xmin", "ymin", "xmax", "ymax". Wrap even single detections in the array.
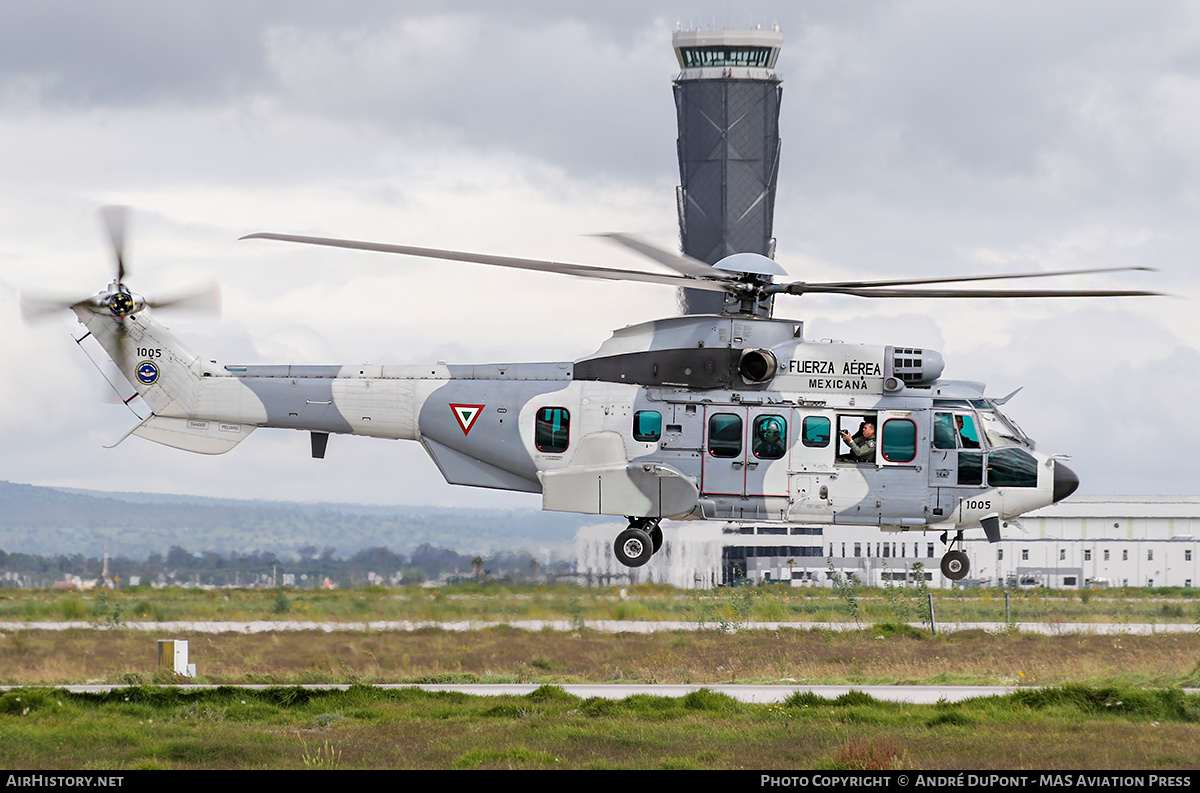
[
  {"xmin": 136, "ymin": 361, "xmax": 160, "ymax": 385},
  {"xmin": 450, "ymin": 403, "xmax": 485, "ymax": 436}
]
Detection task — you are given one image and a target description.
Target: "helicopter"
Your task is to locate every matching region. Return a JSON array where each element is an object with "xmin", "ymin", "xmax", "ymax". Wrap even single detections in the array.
[{"xmin": 29, "ymin": 207, "xmax": 1159, "ymax": 580}]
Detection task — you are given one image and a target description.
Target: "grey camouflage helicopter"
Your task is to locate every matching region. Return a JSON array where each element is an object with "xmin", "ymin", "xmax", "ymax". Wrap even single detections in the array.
[{"xmin": 32, "ymin": 207, "xmax": 1159, "ymax": 580}]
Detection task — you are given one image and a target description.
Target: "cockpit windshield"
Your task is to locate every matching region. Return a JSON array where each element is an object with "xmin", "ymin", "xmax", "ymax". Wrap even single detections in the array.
[
  {"xmin": 934, "ymin": 399, "xmax": 1033, "ymax": 449},
  {"xmin": 971, "ymin": 399, "xmax": 1032, "ymax": 448}
]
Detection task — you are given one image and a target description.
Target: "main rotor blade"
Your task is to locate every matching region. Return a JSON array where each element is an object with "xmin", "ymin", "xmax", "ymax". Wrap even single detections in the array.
[
  {"xmin": 595, "ymin": 233, "xmax": 739, "ymax": 280},
  {"xmin": 807, "ymin": 265, "xmax": 1157, "ymax": 290},
  {"xmin": 100, "ymin": 205, "xmax": 129, "ymax": 283},
  {"xmin": 240, "ymin": 232, "xmax": 735, "ymax": 293},
  {"xmin": 776, "ymin": 284, "xmax": 1163, "ymax": 298}
]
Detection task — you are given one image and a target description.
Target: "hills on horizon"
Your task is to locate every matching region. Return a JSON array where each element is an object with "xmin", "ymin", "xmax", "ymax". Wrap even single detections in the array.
[{"xmin": 0, "ymin": 480, "xmax": 618, "ymax": 560}]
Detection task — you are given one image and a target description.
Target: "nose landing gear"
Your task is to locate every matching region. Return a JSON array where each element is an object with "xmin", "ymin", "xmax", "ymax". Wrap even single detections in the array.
[
  {"xmin": 938, "ymin": 529, "xmax": 971, "ymax": 581},
  {"xmin": 613, "ymin": 517, "xmax": 663, "ymax": 568}
]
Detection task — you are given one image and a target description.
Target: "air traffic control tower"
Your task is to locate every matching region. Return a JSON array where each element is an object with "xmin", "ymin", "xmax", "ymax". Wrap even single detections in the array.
[{"xmin": 672, "ymin": 26, "xmax": 783, "ymax": 314}]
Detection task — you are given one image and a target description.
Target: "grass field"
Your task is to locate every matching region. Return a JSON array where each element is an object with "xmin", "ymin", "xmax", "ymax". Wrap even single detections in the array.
[
  {"xmin": 0, "ymin": 684, "xmax": 1197, "ymax": 770},
  {"xmin": 1, "ymin": 583, "xmax": 1198, "ymax": 769}
]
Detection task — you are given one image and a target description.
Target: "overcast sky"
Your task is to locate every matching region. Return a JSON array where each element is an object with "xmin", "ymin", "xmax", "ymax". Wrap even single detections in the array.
[{"xmin": 0, "ymin": 1, "xmax": 1195, "ymax": 511}]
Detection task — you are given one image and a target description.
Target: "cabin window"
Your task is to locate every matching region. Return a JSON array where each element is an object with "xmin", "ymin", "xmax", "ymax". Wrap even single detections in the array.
[
  {"xmin": 837, "ymin": 414, "xmax": 877, "ymax": 463},
  {"xmin": 881, "ymin": 418, "xmax": 917, "ymax": 463},
  {"xmin": 802, "ymin": 416, "xmax": 831, "ymax": 447},
  {"xmin": 534, "ymin": 407, "xmax": 570, "ymax": 453},
  {"xmin": 632, "ymin": 411, "xmax": 662, "ymax": 442},
  {"xmin": 708, "ymin": 413, "xmax": 743, "ymax": 458},
  {"xmin": 987, "ymin": 448, "xmax": 1038, "ymax": 488},
  {"xmin": 752, "ymin": 415, "xmax": 787, "ymax": 460}
]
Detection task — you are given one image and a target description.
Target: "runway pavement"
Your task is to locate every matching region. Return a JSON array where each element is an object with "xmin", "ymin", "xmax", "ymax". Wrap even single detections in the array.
[
  {"xmin": 1, "ymin": 619, "xmax": 1195, "ymax": 634},
  {"xmin": 2, "ymin": 683, "xmax": 1023, "ymax": 703}
]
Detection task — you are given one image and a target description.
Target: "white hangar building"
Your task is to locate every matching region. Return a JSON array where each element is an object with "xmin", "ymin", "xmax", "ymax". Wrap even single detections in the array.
[{"xmin": 574, "ymin": 496, "xmax": 1200, "ymax": 589}]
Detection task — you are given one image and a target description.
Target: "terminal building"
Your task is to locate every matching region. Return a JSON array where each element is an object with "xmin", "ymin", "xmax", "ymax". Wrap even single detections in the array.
[{"xmin": 574, "ymin": 496, "xmax": 1200, "ymax": 589}]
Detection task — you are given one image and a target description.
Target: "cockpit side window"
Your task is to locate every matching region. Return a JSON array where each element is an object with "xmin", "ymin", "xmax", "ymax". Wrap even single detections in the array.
[
  {"xmin": 958, "ymin": 452, "xmax": 984, "ymax": 485},
  {"xmin": 956, "ymin": 414, "xmax": 981, "ymax": 448},
  {"xmin": 933, "ymin": 413, "xmax": 957, "ymax": 449},
  {"xmin": 988, "ymin": 448, "xmax": 1038, "ymax": 488},
  {"xmin": 935, "ymin": 411, "xmax": 981, "ymax": 450}
]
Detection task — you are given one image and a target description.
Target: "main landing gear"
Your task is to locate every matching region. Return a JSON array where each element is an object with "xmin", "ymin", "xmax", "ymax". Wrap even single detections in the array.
[
  {"xmin": 613, "ymin": 517, "xmax": 664, "ymax": 568},
  {"xmin": 939, "ymin": 529, "xmax": 970, "ymax": 582}
]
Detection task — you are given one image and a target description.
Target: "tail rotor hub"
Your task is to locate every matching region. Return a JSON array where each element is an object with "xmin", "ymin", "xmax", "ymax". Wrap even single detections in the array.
[{"xmin": 106, "ymin": 289, "xmax": 138, "ymax": 318}]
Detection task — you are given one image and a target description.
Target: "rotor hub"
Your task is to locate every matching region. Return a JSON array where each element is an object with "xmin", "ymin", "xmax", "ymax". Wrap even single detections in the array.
[{"xmin": 107, "ymin": 289, "xmax": 137, "ymax": 318}]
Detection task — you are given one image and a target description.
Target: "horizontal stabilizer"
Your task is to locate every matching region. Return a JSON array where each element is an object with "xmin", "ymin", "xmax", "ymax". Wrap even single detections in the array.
[{"xmin": 131, "ymin": 415, "xmax": 256, "ymax": 455}]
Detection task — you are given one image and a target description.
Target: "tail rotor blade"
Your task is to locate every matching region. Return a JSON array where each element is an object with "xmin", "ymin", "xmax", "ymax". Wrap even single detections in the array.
[
  {"xmin": 20, "ymin": 293, "xmax": 104, "ymax": 322},
  {"xmin": 100, "ymin": 205, "xmax": 129, "ymax": 284},
  {"xmin": 145, "ymin": 282, "xmax": 222, "ymax": 315}
]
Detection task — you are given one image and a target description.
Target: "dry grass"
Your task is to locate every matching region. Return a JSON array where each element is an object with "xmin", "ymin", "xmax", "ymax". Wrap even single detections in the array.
[
  {"xmin": 828, "ymin": 737, "xmax": 909, "ymax": 770},
  {"xmin": 0, "ymin": 626, "xmax": 1198, "ymax": 687}
]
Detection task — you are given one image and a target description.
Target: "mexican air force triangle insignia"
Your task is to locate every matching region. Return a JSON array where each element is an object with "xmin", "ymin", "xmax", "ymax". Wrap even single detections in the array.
[{"xmin": 450, "ymin": 403, "xmax": 485, "ymax": 436}]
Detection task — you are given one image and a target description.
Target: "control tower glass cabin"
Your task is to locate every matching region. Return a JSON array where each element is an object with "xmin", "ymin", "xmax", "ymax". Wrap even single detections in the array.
[{"xmin": 672, "ymin": 27, "xmax": 783, "ymax": 315}]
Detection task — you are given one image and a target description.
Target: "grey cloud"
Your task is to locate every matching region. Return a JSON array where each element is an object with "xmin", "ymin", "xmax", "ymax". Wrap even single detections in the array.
[{"xmin": 0, "ymin": 1, "xmax": 1195, "ymax": 507}]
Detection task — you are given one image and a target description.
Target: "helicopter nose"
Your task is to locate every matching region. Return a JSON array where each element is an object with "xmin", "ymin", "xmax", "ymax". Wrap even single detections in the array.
[{"xmin": 1052, "ymin": 462, "xmax": 1080, "ymax": 503}]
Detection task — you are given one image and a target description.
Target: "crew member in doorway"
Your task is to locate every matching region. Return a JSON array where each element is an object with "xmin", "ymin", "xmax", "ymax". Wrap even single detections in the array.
[{"xmin": 840, "ymin": 421, "xmax": 876, "ymax": 462}]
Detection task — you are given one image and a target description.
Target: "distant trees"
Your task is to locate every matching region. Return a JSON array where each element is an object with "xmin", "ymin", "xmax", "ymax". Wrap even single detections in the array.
[{"xmin": 0, "ymin": 543, "xmax": 566, "ymax": 589}]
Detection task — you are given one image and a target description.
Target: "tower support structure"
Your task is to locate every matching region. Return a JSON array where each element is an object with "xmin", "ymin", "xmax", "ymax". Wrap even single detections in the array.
[{"xmin": 672, "ymin": 26, "xmax": 783, "ymax": 314}]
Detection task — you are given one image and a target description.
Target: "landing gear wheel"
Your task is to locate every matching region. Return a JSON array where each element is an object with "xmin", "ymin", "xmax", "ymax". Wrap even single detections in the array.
[
  {"xmin": 614, "ymin": 528, "xmax": 654, "ymax": 568},
  {"xmin": 649, "ymin": 524, "xmax": 663, "ymax": 554},
  {"xmin": 941, "ymin": 550, "xmax": 970, "ymax": 581}
]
